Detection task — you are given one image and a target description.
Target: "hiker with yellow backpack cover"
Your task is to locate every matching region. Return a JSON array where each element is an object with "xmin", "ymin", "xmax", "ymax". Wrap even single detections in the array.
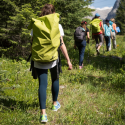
[
  {"xmin": 28, "ymin": 4, "xmax": 72, "ymax": 123},
  {"xmin": 90, "ymin": 13, "xmax": 105, "ymax": 55}
]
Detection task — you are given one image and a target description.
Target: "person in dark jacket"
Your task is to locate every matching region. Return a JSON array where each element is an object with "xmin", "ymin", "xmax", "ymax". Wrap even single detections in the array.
[{"xmin": 74, "ymin": 21, "xmax": 90, "ymax": 69}]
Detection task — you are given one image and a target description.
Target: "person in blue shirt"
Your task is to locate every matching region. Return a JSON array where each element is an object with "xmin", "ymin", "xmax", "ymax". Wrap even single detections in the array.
[{"xmin": 103, "ymin": 19, "xmax": 113, "ymax": 51}]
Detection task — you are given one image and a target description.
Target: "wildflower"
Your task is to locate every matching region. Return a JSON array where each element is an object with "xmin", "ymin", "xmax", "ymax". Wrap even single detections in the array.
[
  {"xmin": 99, "ymin": 112, "xmax": 103, "ymax": 115},
  {"xmin": 117, "ymin": 45, "xmax": 119, "ymax": 47},
  {"xmin": 109, "ymin": 108, "xmax": 113, "ymax": 110}
]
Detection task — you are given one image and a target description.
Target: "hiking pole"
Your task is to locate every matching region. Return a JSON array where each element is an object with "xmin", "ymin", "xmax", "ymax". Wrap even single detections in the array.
[{"xmin": 103, "ymin": 35, "xmax": 104, "ymax": 54}]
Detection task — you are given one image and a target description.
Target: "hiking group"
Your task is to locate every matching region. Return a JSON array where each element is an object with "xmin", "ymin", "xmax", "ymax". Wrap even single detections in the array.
[
  {"xmin": 28, "ymin": 4, "xmax": 119, "ymax": 123},
  {"xmin": 74, "ymin": 13, "xmax": 119, "ymax": 70},
  {"xmin": 90, "ymin": 13, "xmax": 118, "ymax": 53}
]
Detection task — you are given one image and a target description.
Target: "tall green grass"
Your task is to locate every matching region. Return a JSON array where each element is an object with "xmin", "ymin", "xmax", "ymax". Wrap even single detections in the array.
[{"xmin": 0, "ymin": 35, "xmax": 125, "ymax": 125}]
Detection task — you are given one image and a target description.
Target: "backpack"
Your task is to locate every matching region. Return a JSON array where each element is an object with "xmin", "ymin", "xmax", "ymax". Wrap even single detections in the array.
[
  {"xmin": 116, "ymin": 27, "xmax": 120, "ymax": 33},
  {"xmin": 74, "ymin": 26, "xmax": 86, "ymax": 42},
  {"xmin": 28, "ymin": 13, "xmax": 60, "ymax": 63},
  {"xmin": 90, "ymin": 18, "xmax": 102, "ymax": 33}
]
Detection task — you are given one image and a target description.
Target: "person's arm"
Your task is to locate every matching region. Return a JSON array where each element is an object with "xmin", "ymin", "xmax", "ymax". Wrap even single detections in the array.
[
  {"xmin": 30, "ymin": 29, "xmax": 33, "ymax": 52},
  {"xmin": 87, "ymin": 32, "xmax": 90, "ymax": 43},
  {"xmin": 101, "ymin": 21, "xmax": 105, "ymax": 34},
  {"xmin": 114, "ymin": 23, "xmax": 117, "ymax": 33},
  {"xmin": 60, "ymin": 36, "xmax": 72, "ymax": 70},
  {"xmin": 86, "ymin": 27, "xmax": 90, "ymax": 39}
]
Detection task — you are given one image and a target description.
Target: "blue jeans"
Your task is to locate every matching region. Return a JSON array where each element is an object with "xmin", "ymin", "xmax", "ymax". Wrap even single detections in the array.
[
  {"xmin": 76, "ymin": 40, "xmax": 86, "ymax": 66},
  {"xmin": 104, "ymin": 36, "xmax": 111, "ymax": 51}
]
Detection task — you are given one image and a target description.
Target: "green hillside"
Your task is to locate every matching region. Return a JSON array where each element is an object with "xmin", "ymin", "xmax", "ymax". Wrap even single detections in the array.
[{"xmin": 0, "ymin": 35, "xmax": 125, "ymax": 125}]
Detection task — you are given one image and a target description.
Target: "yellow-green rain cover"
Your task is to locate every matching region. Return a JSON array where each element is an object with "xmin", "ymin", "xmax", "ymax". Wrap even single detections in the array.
[
  {"xmin": 28, "ymin": 13, "xmax": 60, "ymax": 62},
  {"xmin": 90, "ymin": 18, "xmax": 102, "ymax": 33}
]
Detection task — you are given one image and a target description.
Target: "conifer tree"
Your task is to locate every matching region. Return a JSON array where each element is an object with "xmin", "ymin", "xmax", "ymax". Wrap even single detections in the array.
[
  {"xmin": 54, "ymin": 0, "xmax": 94, "ymax": 43},
  {"xmin": 8, "ymin": 4, "xmax": 37, "ymax": 58},
  {"xmin": 0, "ymin": 0, "xmax": 17, "ymax": 49},
  {"xmin": 0, "ymin": 0, "xmax": 94, "ymax": 59},
  {"xmin": 0, "ymin": 0, "xmax": 50, "ymax": 59},
  {"xmin": 115, "ymin": 0, "xmax": 125, "ymax": 35}
]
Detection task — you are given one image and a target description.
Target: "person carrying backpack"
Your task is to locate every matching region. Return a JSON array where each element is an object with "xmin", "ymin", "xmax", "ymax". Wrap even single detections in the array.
[
  {"xmin": 28, "ymin": 4, "xmax": 72, "ymax": 123},
  {"xmin": 90, "ymin": 13, "xmax": 104, "ymax": 55},
  {"xmin": 74, "ymin": 21, "xmax": 90, "ymax": 69},
  {"xmin": 103, "ymin": 19, "xmax": 113, "ymax": 51},
  {"xmin": 110, "ymin": 18, "xmax": 117, "ymax": 49}
]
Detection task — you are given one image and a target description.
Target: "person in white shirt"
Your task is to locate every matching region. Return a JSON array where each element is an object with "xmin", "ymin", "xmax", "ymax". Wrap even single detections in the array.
[{"xmin": 30, "ymin": 4, "xmax": 72, "ymax": 123}]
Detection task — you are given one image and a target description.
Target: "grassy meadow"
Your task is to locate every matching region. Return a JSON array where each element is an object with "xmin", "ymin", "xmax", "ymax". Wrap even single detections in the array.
[{"xmin": 0, "ymin": 35, "xmax": 125, "ymax": 125}]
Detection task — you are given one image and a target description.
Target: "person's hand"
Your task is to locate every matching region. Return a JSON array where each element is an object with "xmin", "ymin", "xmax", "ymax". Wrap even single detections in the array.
[
  {"xmin": 87, "ymin": 38, "xmax": 90, "ymax": 44},
  {"xmin": 67, "ymin": 61, "xmax": 72, "ymax": 70}
]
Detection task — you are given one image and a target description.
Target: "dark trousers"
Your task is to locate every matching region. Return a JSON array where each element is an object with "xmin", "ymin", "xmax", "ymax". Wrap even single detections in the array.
[
  {"xmin": 94, "ymin": 34, "xmax": 103, "ymax": 48},
  {"xmin": 104, "ymin": 36, "xmax": 111, "ymax": 51},
  {"xmin": 76, "ymin": 40, "xmax": 86, "ymax": 66},
  {"xmin": 36, "ymin": 65, "xmax": 59, "ymax": 109}
]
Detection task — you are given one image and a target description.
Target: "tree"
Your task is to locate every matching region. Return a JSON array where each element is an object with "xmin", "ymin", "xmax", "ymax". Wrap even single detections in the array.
[
  {"xmin": 54, "ymin": 0, "xmax": 94, "ymax": 44},
  {"xmin": 0, "ymin": 0, "xmax": 94, "ymax": 59},
  {"xmin": 0, "ymin": 0, "xmax": 50, "ymax": 59},
  {"xmin": 0, "ymin": 0, "xmax": 17, "ymax": 48},
  {"xmin": 115, "ymin": 0, "xmax": 125, "ymax": 35}
]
